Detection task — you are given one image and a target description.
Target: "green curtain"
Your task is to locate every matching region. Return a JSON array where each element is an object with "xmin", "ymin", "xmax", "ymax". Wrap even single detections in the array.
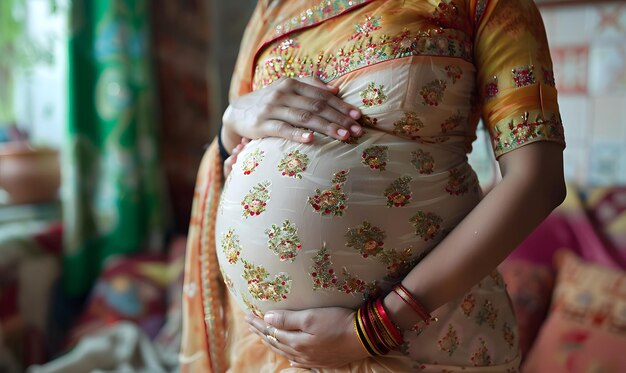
[{"xmin": 63, "ymin": 0, "xmax": 166, "ymax": 296}]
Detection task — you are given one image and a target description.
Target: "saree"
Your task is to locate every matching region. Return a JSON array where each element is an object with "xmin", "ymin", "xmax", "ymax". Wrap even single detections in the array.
[{"xmin": 181, "ymin": 0, "xmax": 564, "ymax": 371}]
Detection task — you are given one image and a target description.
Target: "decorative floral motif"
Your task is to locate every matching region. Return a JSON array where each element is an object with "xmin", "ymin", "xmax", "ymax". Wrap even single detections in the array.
[
  {"xmin": 380, "ymin": 248, "xmax": 414, "ymax": 280},
  {"xmin": 360, "ymin": 82, "xmax": 388, "ymax": 107},
  {"xmin": 445, "ymin": 168, "xmax": 468, "ymax": 196},
  {"xmin": 445, "ymin": 64, "xmax": 463, "ymax": 84},
  {"xmin": 543, "ymin": 67, "xmax": 556, "ymax": 86},
  {"xmin": 461, "ymin": 293, "xmax": 476, "ymax": 316},
  {"xmin": 511, "ymin": 65, "xmax": 535, "ymax": 88},
  {"xmin": 242, "ymin": 181, "xmax": 271, "ymax": 218},
  {"xmin": 255, "ymin": 27, "xmax": 473, "ymax": 89},
  {"xmin": 241, "ymin": 148, "xmax": 264, "ymax": 175},
  {"xmin": 420, "ymin": 79, "xmax": 447, "ymax": 106},
  {"xmin": 359, "ymin": 114, "xmax": 378, "ymax": 127},
  {"xmin": 242, "ymin": 295, "xmax": 263, "ymax": 318},
  {"xmin": 393, "ymin": 112, "xmax": 424, "ymax": 139},
  {"xmin": 476, "ymin": 300, "xmax": 498, "ymax": 329},
  {"xmin": 308, "ymin": 170, "xmax": 349, "ymax": 216},
  {"xmin": 410, "ymin": 149, "xmax": 435, "ymax": 174},
  {"xmin": 345, "ymin": 221, "xmax": 386, "ymax": 258},
  {"xmin": 485, "ymin": 76, "xmax": 499, "ymax": 98},
  {"xmin": 384, "ymin": 176, "xmax": 413, "ymax": 207},
  {"xmin": 351, "ymin": 15, "xmax": 382, "ymax": 40},
  {"xmin": 265, "ymin": 220, "xmax": 302, "ymax": 262},
  {"xmin": 441, "ymin": 111, "xmax": 465, "ymax": 133},
  {"xmin": 470, "ymin": 338, "xmax": 492, "ymax": 367},
  {"xmin": 432, "ymin": 0, "xmax": 466, "ymax": 29},
  {"xmin": 339, "ymin": 268, "xmax": 368, "ymax": 294},
  {"xmin": 409, "ymin": 211, "xmax": 442, "ymax": 241},
  {"xmin": 503, "ymin": 322, "xmax": 515, "ymax": 348},
  {"xmin": 273, "ymin": 0, "xmax": 371, "ymax": 37},
  {"xmin": 491, "ymin": 112, "xmax": 565, "ymax": 156},
  {"xmin": 438, "ymin": 324, "xmax": 460, "ymax": 356},
  {"xmin": 221, "ymin": 228, "xmax": 242, "ymax": 264},
  {"xmin": 361, "ymin": 146, "xmax": 389, "ymax": 171},
  {"xmin": 241, "ymin": 259, "xmax": 291, "ymax": 302},
  {"xmin": 278, "ymin": 150, "xmax": 309, "ymax": 179},
  {"xmin": 489, "ymin": 270, "xmax": 504, "ymax": 287},
  {"xmin": 310, "ymin": 244, "xmax": 339, "ymax": 290}
]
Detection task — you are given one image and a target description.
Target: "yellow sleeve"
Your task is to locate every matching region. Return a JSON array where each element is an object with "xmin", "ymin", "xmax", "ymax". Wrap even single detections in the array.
[{"xmin": 474, "ymin": 0, "xmax": 565, "ymax": 159}]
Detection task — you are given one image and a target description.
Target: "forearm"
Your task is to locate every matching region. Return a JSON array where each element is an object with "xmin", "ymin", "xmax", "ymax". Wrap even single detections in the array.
[{"xmin": 384, "ymin": 144, "xmax": 565, "ymax": 330}]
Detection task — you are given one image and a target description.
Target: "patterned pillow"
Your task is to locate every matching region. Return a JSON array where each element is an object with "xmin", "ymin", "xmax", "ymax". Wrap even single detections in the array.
[
  {"xmin": 498, "ymin": 259, "xmax": 554, "ymax": 358},
  {"xmin": 522, "ymin": 250, "xmax": 626, "ymax": 373}
]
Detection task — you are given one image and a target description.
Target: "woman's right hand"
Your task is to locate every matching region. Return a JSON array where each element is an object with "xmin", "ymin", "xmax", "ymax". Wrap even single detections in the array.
[{"xmin": 220, "ymin": 76, "xmax": 363, "ymax": 153}]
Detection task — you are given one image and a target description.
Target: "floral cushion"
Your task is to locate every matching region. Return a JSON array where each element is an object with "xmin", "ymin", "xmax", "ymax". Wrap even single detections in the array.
[
  {"xmin": 522, "ymin": 250, "xmax": 626, "ymax": 372},
  {"xmin": 498, "ymin": 259, "xmax": 554, "ymax": 358}
]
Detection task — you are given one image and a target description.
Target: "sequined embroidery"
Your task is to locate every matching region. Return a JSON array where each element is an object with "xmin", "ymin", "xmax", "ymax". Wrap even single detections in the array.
[
  {"xmin": 409, "ymin": 210, "xmax": 443, "ymax": 241},
  {"xmin": 254, "ymin": 28, "xmax": 473, "ymax": 89},
  {"xmin": 265, "ymin": 220, "xmax": 302, "ymax": 262},
  {"xmin": 360, "ymin": 82, "xmax": 388, "ymax": 107},
  {"xmin": 474, "ymin": 0, "xmax": 489, "ymax": 25},
  {"xmin": 310, "ymin": 244, "xmax": 339, "ymax": 290},
  {"xmin": 461, "ymin": 293, "xmax": 476, "ymax": 316},
  {"xmin": 441, "ymin": 111, "xmax": 466, "ymax": 133},
  {"xmin": 308, "ymin": 169, "xmax": 349, "ymax": 216},
  {"xmin": 445, "ymin": 64, "xmax": 463, "ymax": 84},
  {"xmin": 445, "ymin": 168, "xmax": 468, "ymax": 196},
  {"xmin": 511, "ymin": 65, "xmax": 535, "ymax": 88},
  {"xmin": 241, "ymin": 259, "xmax": 292, "ymax": 302},
  {"xmin": 384, "ymin": 175, "xmax": 413, "ymax": 207},
  {"xmin": 470, "ymin": 338, "xmax": 492, "ymax": 367},
  {"xmin": 221, "ymin": 228, "xmax": 242, "ymax": 264},
  {"xmin": 345, "ymin": 221, "xmax": 386, "ymax": 258},
  {"xmin": 351, "ymin": 15, "xmax": 382, "ymax": 40},
  {"xmin": 411, "ymin": 149, "xmax": 435, "ymax": 174},
  {"xmin": 491, "ymin": 111, "xmax": 565, "ymax": 157},
  {"xmin": 361, "ymin": 145, "xmax": 389, "ymax": 171},
  {"xmin": 438, "ymin": 324, "xmax": 460, "ymax": 356},
  {"xmin": 242, "ymin": 181, "xmax": 271, "ymax": 218},
  {"xmin": 503, "ymin": 322, "xmax": 515, "ymax": 348},
  {"xmin": 393, "ymin": 112, "xmax": 424, "ymax": 139},
  {"xmin": 273, "ymin": 0, "xmax": 372, "ymax": 37},
  {"xmin": 484, "ymin": 76, "xmax": 499, "ymax": 98},
  {"xmin": 339, "ymin": 268, "xmax": 369, "ymax": 294},
  {"xmin": 242, "ymin": 148, "xmax": 265, "ymax": 175},
  {"xmin": 359, "ymin": 114, "xmax": 378, "ymax": 127},
  {"xmin": 278, "ymin": 150, "xmax": 309, "ymax": 179},
  {"xmin": 420, "ymin": 79, "xmax": 447, "ymax": 106},
  {"xmin": 476, "ymin": 300, "xmax": 498, "ymax": 329}
]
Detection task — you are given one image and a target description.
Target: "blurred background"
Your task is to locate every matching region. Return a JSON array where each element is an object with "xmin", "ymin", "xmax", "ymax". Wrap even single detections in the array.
[{"xmin": 0, "ymin": 0, "xmax": 625, "ymax": 372}]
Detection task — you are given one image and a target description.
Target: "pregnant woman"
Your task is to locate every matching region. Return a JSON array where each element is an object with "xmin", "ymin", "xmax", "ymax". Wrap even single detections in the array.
[{"xmin": 181, "ymin": 0, "xmax": 566, "ymax": 371}]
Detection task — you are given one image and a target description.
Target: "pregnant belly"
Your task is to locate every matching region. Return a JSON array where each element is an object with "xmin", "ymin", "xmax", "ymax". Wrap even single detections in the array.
[{"xmin": 215, "ymin": 131, "xmax": 481, "ymax": 316}]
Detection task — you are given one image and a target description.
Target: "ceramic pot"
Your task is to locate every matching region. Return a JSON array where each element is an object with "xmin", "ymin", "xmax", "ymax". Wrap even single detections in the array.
[{"xmin": 0, "ymin": 143, "xmax": 60, "ymax": 204}]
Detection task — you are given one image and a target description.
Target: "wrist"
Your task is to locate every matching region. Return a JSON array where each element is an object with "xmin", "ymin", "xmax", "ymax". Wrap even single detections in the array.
[{"xmin": 383, "ymin": 291, "xmax": 417, "ymax": 332}]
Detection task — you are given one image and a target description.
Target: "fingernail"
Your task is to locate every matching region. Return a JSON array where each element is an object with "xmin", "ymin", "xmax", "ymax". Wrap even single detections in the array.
[
  {"xmin": 337, "ymin": 128, "xmax": 349, "ymax": 138},
  {"xmin": 264, "ymin": 313, "xmax": 275, "ymax": 325},
  {"xmin": 350, "ymin": 125, "xmax": 362, "ymax": 135},
  {"xmin": 326, "ymin": 84, "xmax": 337, "ymax": 90},
  {"xmin": 301, "ymin": 132, "xmax": 312, "ymax": 139},
  {"xmin": 349, "ymin": 109, "xmax": 361, "ymax": 119}
]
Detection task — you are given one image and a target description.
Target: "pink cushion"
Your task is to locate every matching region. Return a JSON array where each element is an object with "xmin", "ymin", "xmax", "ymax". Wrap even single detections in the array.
[{"xmin": 522, "ymin": 251, "xmax": 626, "ymax": 372}]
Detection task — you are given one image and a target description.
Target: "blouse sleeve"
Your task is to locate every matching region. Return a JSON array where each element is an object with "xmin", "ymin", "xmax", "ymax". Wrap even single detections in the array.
[{"xmin": 473, "ymin": 0, "xmax": 565, "ymax": 159}]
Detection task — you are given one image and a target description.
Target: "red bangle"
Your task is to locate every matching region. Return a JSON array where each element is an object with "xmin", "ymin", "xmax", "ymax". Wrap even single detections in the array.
[
  {"xmin": 374, "ymin": 298, "xmax": 403, "ymax": 344},
  {"xmin": 392, "ymin": 283, "xmax": 437, "ymax": 324}
]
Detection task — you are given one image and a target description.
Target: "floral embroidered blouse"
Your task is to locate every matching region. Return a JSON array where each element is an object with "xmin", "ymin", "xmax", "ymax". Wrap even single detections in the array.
[{"xmin": 216, "ymin": 0, "xmax": 565, "ymax": 321}]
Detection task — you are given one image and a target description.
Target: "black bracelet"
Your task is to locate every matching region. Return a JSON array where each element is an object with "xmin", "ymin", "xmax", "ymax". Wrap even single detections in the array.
[{"xmin": 217, "ymin": 125, "xmax": 231, "ymax": 163}]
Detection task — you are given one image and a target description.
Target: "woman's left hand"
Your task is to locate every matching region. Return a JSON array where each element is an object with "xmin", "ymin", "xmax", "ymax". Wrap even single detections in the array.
[{"xmin": 246, "ymin": 307, "xmax": 370, "ymax": 369}]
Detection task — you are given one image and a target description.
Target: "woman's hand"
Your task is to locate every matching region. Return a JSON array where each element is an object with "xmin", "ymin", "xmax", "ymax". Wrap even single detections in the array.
[
  {"xmin": 223, "ymin": 137, "xmax": 249, "ymax": 179},
  {"xmin": 220, "ymin": 76, "xmax": 363, "ymax": 153},
  {"xmin": 246, "ymin": 307, "xmax": 370, "ymax": 369}
]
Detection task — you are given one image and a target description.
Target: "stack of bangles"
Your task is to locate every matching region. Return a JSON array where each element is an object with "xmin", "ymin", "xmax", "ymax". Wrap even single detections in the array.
[{"xmin": 354, "ymin": 283, "xmax": 438, "ymax": 356}]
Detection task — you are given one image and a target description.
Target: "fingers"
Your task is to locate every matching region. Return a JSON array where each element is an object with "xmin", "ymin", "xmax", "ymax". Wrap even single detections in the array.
[
  {"xmin": 223, "ymin": 143, "xmax": 245, "ymax": 179},
  {"xmin": 264, "ymin": 310, "xmax": 313, "ymax": 332},
  {"xmin": 267, "ymin": 107, "xmax": 350, "ymax": 140}
]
